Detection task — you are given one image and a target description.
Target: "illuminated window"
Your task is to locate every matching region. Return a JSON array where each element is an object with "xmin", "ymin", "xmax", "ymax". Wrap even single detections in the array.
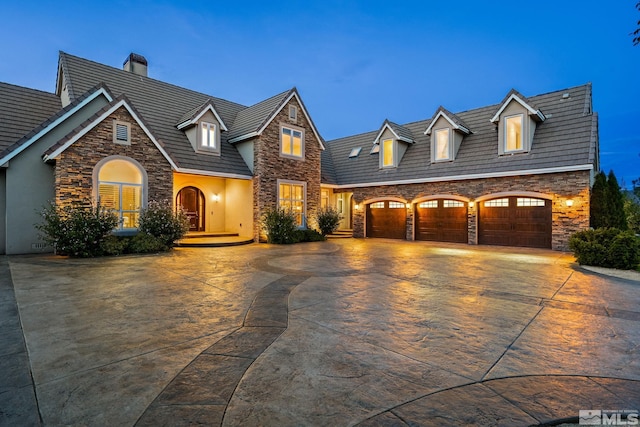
[
  {"xmin": 281, "ymin": 126, "xmax": 304, "ymax": 158},
  {"xmin": 484, "ymin": 198, "xmax": 509, "ymax": 207},
  {"xmin": 505, "ymin": 115, "xmax": 523, "ymax": 151},
  {"xmin": 279, "ymin": 181, "xmax": 305, "ymax": 226},
  {"xmin": 444, "ymin": 200, "xmax": 464, "ymax": 208},
  {"xmin": 200, "ymin": 122, "xmax": 218, "ymax": 151},
  {"xmin": 517, "ymin": 197, "xmax": 545, "ymax": 207},
  {"xmin": 382, "ymin": 138, "xmax": 395, "ymax": 167},
  {"xmin": 97, "ymin": 159, "xmax": 144, "ymax": 229},
  {"xmin": 435, "ymin": 129, "xmax": 450, "ymax": 160},
  {"xmin": 370, "ymin": 202, "xmax": 384, "ymax": 208},
  {"xmin": 419, "ymin": 201, "xmax": 438, "ymax": 208},
  {"xmin": 321, "ymin": 190, "xmax": 329, "ymax": 208},
  {"xmin": 388, "ymin": 201, "xmax": 405, "ymax": 208}
]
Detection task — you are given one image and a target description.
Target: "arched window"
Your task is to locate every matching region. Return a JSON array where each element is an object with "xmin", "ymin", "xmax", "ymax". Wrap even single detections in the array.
[{"xmin": 96, "ymin": 158, "xmax": 145, "ymax": 230}]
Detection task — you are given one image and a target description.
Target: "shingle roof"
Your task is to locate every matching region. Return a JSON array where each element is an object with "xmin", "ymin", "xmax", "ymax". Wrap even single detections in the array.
[
  {"xmin": 227, "ymin": 89, "xmax": 292, "ymax": 142},
  {"xmin": 60, "ymin": 52, "xmax": 255, "ymax": 176},
  {"xmin": 374, "ymin": 120, "xmax": 414, "ymax": 144},
  {"xmin": 324, "ymin": 84, "xmax": 597, "ymax": 186},
  {"xmin": 425, "ymin": 106, "xmax": 471, "ymax": 134},
  {"xmin": 0, "ymin": 82, "xmax": 62, "ymax": 153}
]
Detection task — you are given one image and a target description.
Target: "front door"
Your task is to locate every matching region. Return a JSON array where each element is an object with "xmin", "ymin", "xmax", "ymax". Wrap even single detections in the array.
[{"xmin": 176, "ymin": 187, "xmax": 205, "ymax": 232}]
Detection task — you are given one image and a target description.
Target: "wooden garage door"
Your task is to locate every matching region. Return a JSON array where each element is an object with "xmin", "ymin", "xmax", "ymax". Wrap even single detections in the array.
[
  {"xmin": 478, "ymin": 197, "xmax": 551, "ymax": 249},
  {"xmin": 366, "ymin": 201, "xmax": 406, "ymax": 239},
  {"xmin": 415, "ymin": 199, "xmax": 468, "ymax": 243}
]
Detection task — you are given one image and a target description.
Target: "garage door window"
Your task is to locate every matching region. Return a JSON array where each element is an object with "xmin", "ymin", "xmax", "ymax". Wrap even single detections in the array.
[
  {"xmin": 419, "ymin": 201, "xmax": 438, "ymax": 208},
  {"xmin": 444, "ymin": 200, "xmax": 464, "ymax": 208},
  {"xmin": 517, "ymin": 197, "xmax": 546, "ymax": 207},
  {"xmin": 388, "ymin": 202, "xmax": 405, "ymax": 208},
  {"xmin": 484, "ymin": 198, "xmax": 509, "ymax": 207},
  {"xmin": 370, "ymin": 202, "xmax": 384, "ymax": 208}
]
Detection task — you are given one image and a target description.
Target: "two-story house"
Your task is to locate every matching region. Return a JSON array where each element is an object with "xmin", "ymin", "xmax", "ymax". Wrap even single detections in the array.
[{"xmin": 0, "ymin": 51, "xmax": 597, "ymax": 254}]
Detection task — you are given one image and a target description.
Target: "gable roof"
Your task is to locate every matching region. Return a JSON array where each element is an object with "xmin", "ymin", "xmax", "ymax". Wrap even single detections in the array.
[
  {"xmin": 227, "ymin": 88, "xmax": 325, "ymax": 149},
  {"xmin": 490, "ymin": 88, "xmax": 546, "ymax": 123},
  {"xmin": 0, "ymin": 82, "xmax": 62, "ymax": 154},
  {"xmin": 324, "ymin": 84, "xmax": 596, "ymax": 187},
  {"xmin": 424, "ymin": 106, "xmax": 471, "ymax": 135},
  {"xmin": 175, "ymin": 98, "xmax": 228, "ymax": 131},
  {"xmin": 59, "ymin": 52, "xmax": 252, "ymax": 177},
  {"xmin": 373, "ymin": 120, "xmax": 414, "ymax": 144},
  {"xmin": 0, "ymin": 83, "xmax": 112, "ymax": 166}
]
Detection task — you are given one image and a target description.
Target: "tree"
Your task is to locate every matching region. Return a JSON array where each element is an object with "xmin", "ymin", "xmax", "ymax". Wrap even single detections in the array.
[
  {"xmin": 607, "ymin": 170, "xmax": 627, "ymax": 230},
  {"xmin": 590, "ymin": 171, "xmax": 608, "ymax": 228},
  {"xmin": 634, "ymin": 2, "xmax": 640, "ymax": 46}
]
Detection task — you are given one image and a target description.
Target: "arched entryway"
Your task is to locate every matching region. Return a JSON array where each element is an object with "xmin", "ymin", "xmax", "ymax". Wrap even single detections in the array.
[{"xmin": 176, "ymin": 186, "xmax": 205, "ymax": 232}]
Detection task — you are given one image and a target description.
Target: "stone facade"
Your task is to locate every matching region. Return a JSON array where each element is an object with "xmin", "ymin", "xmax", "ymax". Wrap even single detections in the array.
[
  {"xmin": 252, "ymin": 97, "xmax": 322, "ymax": 241},
  {"xmin": 54, "ymin": 106, "xmax": 173, "ymax": 207},
  {"xmin": 339, "ymin": 170, "xmax": 590, "ymax": 251}
]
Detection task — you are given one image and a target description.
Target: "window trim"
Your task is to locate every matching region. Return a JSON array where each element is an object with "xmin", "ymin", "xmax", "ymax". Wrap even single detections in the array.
[
  {"xmin": 198, "ymin": 121, "xmax": 220, "ymax": 155},
  {"xmin": 280, "ymin": 124, "xmax": 305, "ymax": 159},
  {"xmin": 289, "ymin": 105, "xmax": 297, "ymax": 121},
  {"xmin": 277, "ymin": 179, "xmax": 307, "ymax": 227},
  {"xmin": 381, "ymin": 138, "xmax": 396, "ymax": 168},
  {"xmin": 433, "ymin": 128, "xmax": 451, "ymax": 161},
  {"xmin": 113, "ymin": 120, "xmax": 131, "ymax": 145},
  {"xmin": 504, "ymin": 113, "xmax": 524, "ymax": 153}
]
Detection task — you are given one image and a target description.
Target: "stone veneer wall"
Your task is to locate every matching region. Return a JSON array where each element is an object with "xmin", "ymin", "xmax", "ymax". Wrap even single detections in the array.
[
  {"xmin": 339, "ymin": 170, "xmax": 590, "ymax": 251},
  {"xmin": 252, "ymin": 98, "xmax": 322, "ymax": 241},
  {"xmin": 54, "ymin": 106, "xmax": 173, "ymax": 207}
]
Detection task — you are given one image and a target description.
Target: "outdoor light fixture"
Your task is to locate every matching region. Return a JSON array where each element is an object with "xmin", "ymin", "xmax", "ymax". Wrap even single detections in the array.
[
  {"xmin": 566, "ymin": 199, "xmax": 574, "ymax": 207},
  {"xmin": 211, "ymin": 194, "xmax": 220, "ymax": 202},
  {"xmin": 406, "ymin": 203, "xmax": 411, "ymax": 209},
  {"xmin": 355, "ymin": 204, "xmax": 360, "ymax": 210},
  {"xmin": 469, "ymin": 200, "xmax": 475, "ymax": 207}
]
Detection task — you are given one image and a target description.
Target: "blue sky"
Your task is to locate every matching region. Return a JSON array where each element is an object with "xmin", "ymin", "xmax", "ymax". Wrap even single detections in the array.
[{"xmin": 1, "ymin": 1, "xmax": 639, "ymax": 186}]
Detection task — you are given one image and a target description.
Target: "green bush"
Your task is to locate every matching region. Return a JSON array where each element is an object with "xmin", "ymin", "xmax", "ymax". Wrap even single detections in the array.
[
  {"xmin": 138, "ymin": 200, "xmax": 190, "ymax": 247},
  {"xmin": 36, "ymin": 202, "xmax": 118, "ymax": 257},
  {"xmin": 569, "ymin": 228, "xmax": 640, "ymax": 270},
  {"xmin": 100, "ymin": 235, "xmax": 129, "ymax": 256},
  {"xmin": 262, "ymin": 207, "xmax": 298, "ymax": 244},
  {"xmin": 294, "ymin": 228, "xmax": 326, "ymax": 242},
  {"xmin": 128, "ymin": 232, "xmax": 167, "ymax": 253},
  {"xmin": 315, "ymin": 207, "xmax": 342, "ymax": 236}
]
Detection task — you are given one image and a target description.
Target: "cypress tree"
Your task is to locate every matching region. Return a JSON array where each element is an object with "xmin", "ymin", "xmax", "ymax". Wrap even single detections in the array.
[
  {"xmin": 607, "ymin": 170, "xmax": 627, "ymax": 230},
  {"xmin": 590, "ymin": 171, "xmax": 608, "ymax": 228}
]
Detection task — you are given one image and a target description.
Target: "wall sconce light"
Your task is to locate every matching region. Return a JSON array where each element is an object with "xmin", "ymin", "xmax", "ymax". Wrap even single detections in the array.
[
  {"xmin": 211, "ymin": 194, "xmax": 220, "ymax": 202},
  {"xmin": 406, "ymin": 203, "xmax": 411, "ymax": 209},
  {"xmin": 566, "ymin": 199, "xmax": 574, "ymax": 207},
  {"xmin": 354, "ymin": 203, "xmax": 360, "ymax": 211},
  {"xmin": 468, "ymin": 200, "xmax": 475, "ymax": 208}
]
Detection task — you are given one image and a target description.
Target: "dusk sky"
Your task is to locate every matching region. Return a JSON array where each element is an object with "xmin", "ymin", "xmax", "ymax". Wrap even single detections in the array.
[{"xmin": 1, "ymin": 1, "xmax": 638, "ymax": 186}]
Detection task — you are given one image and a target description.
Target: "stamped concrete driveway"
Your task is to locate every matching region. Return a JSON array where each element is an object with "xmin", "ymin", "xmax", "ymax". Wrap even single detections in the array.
[{"xmin": 2, "ymin": 239, "xmax": 640, "ymax": 426}]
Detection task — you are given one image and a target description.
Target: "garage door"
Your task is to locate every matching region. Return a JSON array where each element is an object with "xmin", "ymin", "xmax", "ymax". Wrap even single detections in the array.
[
  {"xmin": 366, "ymin": 201, "xmax": 406, "ymax": 239},
  {"xmin": 478, "ymin": 197, "xmax": 551, "ymax": 248},
  {"xmin": 415, "ymin": 199, "xmax": 468, "ymax": 243}
]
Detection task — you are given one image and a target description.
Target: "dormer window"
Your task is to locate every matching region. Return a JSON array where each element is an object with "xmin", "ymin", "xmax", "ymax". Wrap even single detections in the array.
[
  {"xmin": 505, "ymin": 115, "xmax": 523, "ymax": 152},
  {"xmin": 381, "ymin": 138, "xmax": 395, "ymax": 168},
  {"xmin": 434, "ymin": 128, "xmax": 450, "ymax": 161},
  {"xmin": 199, "ymin": 122, "xmax": 219, "ymax": 153},
  {"xmin": 281, "ymin": 125, "xmax": 304, "ymax": 159}
]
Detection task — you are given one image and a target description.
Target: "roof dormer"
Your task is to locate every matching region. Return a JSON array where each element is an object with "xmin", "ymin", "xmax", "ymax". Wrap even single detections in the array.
[
  {"xmin": 490, "ymin": 89, "xmax": 545, "ymax": 156},
  {"xmin": 176, "ymin": 99, "xmax": 228, "ymax": 156},
  {"xmin": 424, "ymin": 106, "xmax": 471, "ymax": 163},
  {"xmin": 372, "ymin": 120, "xmax": 413, "ymax": 168}
]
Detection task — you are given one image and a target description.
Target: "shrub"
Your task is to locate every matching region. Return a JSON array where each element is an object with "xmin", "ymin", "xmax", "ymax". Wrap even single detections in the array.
[
  {"xmin": 294, "ymin": 228, "xmax": 326, "ymax": 242},
  {"xmin": 138, "ymin": 200, "xmax": 190, "ymax": 247},
  {"xmin": 100, "ymin": 235, "xmax": 129, "ymax": 256},
  {"xmin": 315, "ymin": 207, "xmax": 342, "ymax": 236},
  {"xmin": 569, "ymin": 228, "xmax": 640, "ymax": 270},
  {"xmin": 128, "ymin": 232, "xmax": 167, "ymax": 253},
  {"xmin": 262, "ymin": 207, "xmax": 298, "ymax": 244},
  {"xmin": 36, "ymin": 202, "xmax": 118, "ymax": 257}
]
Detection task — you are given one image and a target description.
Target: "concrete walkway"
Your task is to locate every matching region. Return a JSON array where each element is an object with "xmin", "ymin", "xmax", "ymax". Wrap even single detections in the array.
[{"xmin": 1, "ymin": 239, "xmax": 639, "ymax": 426}]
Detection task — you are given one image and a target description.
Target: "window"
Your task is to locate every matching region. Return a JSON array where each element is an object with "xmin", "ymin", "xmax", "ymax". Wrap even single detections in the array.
[
  {"xmin": 370, "ymin": 144, "xmax": 380, "ymax": 154},
  {"xmin": 419, "ymin": 200, "xmax": 438, "ymax": 208},
  {"xmin": 382, "ymin": 138, "xmax": 394, "ymax": 167},
  {"xmin": 370, "ymin": 202, "xmax": 384, "ymax": 208},
  {"xmin": 279, "ymin": 181, "xmax": 306, "ymax": 226},
  {"xmin": 388, "ymin": 202, "xmax": 405, "ymax": 208},
  {"xmin": 517, "ymin": 197, "xmax": 546, "ymax": 207},
  {"xmin": 435, "ymin": 129, "xmax": 450, "ymax": 160},
  {"xmin": 113, "ymin": 121, "xmax": 131, "ymax": 145},
  {"xmin": 289, "ymin": 105, "xmax": 297, "ymax": 121},
  {"xmin": 200, "ymin": 122, "xmax": 218, "ymax": 151},
  {"xmin": 321, "ymin": 190, "xmax": 329, "ymax": 208},
  {"xmin": 97, "ymin": 159, "xmax": 144, "ymax": 229},
  {"xmin": 281, "ymin": 126, "xmax": 304, "ymax": 158},
  {"xmin": 444, "ymin": 200, "xmax": 464, "ymax": 208},
  {"xmin": 349, "ymin": 147, "xmax": 362, "ymax": 158},
  {"xmin": 505, "ymin": 115, "xmax": 523, "ymax": 151},
  {"xmin": 484, "ymin": 198, "xmax": 509, "ymax": 207}
]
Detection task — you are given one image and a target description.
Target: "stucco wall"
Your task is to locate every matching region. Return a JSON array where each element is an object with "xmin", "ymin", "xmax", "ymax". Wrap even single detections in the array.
[
  {"xmin": 341, "ymin": 170, "xmax": 590, "ymax": 251},
  {"xmin": 225, "ymin": 179, "xmax": 253, "ymax": 237}
]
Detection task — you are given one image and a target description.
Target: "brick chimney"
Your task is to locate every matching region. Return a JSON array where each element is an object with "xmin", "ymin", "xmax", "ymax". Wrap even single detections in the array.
[{"xmin": 123, "ymin": 53, "xmax": 148, "ymax": 77}]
